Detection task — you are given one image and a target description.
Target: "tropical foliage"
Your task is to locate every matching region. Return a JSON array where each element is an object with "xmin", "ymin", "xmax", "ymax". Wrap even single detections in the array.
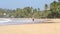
[{"xmin": 0, "ymin": 0, "xmax": 60, "ymax": 18}]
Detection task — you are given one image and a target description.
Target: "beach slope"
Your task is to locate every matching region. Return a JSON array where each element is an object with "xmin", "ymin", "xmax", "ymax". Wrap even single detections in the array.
[{"xmin": 0, "ymin": 19, "xmax": 60, "ymax": 34}]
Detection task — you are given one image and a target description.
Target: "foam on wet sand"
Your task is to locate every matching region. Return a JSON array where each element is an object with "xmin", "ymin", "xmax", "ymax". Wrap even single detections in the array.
[{"xmin": 0, "ymin": 18, "xmax": 46, "ymax": 25}]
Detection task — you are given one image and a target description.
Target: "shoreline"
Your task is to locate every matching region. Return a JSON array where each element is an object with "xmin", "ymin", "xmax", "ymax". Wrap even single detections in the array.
[{"xmin": 0, "ymin": 19, "xmax": 60, "ymax": 34}]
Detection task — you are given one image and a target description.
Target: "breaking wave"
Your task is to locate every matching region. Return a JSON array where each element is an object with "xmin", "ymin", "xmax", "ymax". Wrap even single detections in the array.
[{"xmin": 0, "ymin": 19, "xmax": 11, "ymax": 23}]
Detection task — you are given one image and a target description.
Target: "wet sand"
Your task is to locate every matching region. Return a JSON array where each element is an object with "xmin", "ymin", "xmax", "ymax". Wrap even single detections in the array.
[{"xmin": 0, "ymin": 19, "xmax": 60, "ymax": 34}]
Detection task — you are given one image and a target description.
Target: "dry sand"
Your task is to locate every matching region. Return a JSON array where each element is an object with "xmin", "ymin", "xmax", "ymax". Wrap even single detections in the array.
[{"xmin": 0, "ymin": 19, "xmax": 60, "ymax": 34}]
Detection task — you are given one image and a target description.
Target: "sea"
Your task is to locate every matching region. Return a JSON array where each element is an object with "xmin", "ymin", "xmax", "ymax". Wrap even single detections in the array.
[{"xmin": 0, "ymin": 18, "xmax": 46, "ymax": 25}]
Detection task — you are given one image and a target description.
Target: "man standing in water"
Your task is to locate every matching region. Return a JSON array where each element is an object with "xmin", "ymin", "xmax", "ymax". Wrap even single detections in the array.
[
  {"xmin": 32, "ymin": 17, "xmax": 34, "ymax": 21},
  {"xmin": 32, "ymin": 15, "xmax": 34, "ymax": 24}
]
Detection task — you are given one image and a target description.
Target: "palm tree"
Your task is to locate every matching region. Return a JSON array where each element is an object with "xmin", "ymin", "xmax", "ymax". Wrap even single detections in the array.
[
  {"xmin": 38, "ymin": 8, "xmax": 40, "ymax": 12},
  {"xmin": 45, "ymin": 4, "xmax": 48, "ymax": 12},
  {"xmin": 44, "ymin": 4, "xmax": 48, "ymax": 18},
  {"xmin": 58, "ymin": 0, "xmax": 60, "ymax": 2},
  {"xmin": 50, "ymin": 1, "xmax": 57, "ymax": 11}
]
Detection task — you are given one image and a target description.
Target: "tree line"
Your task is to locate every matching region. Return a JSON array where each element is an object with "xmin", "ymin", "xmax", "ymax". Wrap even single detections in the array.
[{"xmin": 0, "ymin": 0, "xmax": 60, "ymax": 18}]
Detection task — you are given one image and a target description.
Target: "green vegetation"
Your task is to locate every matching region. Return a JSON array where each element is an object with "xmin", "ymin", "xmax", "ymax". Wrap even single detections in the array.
[{"xmin": 0, "ymin": 0, "xmax": 60, "ymax": 18}]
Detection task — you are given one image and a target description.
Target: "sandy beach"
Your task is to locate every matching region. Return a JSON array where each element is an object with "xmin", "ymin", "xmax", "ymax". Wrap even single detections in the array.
[{"xmin": 0, "ymin": 19, "xmax": 60, "ymax": 34}]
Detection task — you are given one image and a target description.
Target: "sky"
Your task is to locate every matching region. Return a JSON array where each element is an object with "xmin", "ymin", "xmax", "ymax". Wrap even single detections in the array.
[{"xmin": 0, "ymin": 0, "xmax": 58, "ymax": 10}]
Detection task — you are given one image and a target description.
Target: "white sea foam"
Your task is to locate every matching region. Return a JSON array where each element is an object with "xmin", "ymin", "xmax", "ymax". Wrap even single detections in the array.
[{"xmin": 0, "ymin": 18, "xmax": 11, "ymax": 23}]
